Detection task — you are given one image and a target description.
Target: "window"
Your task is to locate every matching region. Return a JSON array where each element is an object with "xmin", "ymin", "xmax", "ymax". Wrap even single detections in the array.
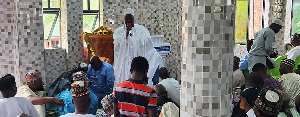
[
  {"xmin": 292, "ymin": 1, "xmax": 300, "ymax": 34},
  {"xmin": 43, "ymin": 0, "xmax": 60, "ymax": 48},
  {"xmin": 83, "ymin": 0, "xmax": 100, "ymax": 47},
  {"xmin": 235, "ymin": 0, "xmax": 249, "ymax": 44}
]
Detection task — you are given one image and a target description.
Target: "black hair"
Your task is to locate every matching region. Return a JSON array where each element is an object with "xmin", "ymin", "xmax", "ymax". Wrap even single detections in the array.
[
  {"xmin": 0, "ymin": 74, "xmax": 15, "ymax": 91},
  {"xmin": 234, "ymin": 56, "xmax": 240, "ymax": 64},
  {"xmin": 246, "ymin": 72, "xmax": 264, "ymax": 86},
  {"xmin": 252, "ymin": 63, "xmax": 267, "ymax": 72},
  {"xmin": 130, "ymin": 56, "xmax": 149, "ymax": 73}
]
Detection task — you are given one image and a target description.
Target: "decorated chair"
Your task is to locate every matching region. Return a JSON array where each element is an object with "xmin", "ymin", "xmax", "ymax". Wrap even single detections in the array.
[
  {"xmin": 268, "ymin": 55, "xmax": 287, "ymax": 79},
  {"xmin": 83, "ymin": 26, "xmax": 114, "ymax": 65}
]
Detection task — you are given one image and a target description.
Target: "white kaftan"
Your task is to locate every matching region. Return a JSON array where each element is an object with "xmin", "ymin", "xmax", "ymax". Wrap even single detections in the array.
[
  {"xmin": 114, "ymin": 24, "xmax": 162, "ymax": 88},
  {"xmin": 0, "ymin": 97, "xmax": 40, "ymax": 117}
]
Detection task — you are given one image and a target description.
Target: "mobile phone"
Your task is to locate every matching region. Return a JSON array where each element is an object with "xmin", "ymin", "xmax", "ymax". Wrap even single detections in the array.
[{"xmin": 233, "ymin": 87, "xmax": 241, "ymax": 103}]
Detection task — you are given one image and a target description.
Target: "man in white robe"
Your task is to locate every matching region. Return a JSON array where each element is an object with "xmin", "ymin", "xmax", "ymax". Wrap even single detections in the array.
[
  {"xmin": 0, "ymin": 74, "xmax": 39, "ymax": 117},
  {"xmin": 286, "ymin": 33, "xmax": 300, "ymax": 60},
  {"xmin": 248, "ymin": 19, "xmax": 283, "ymax": 72},
  {"xmin": 113, "ymin": 8, "xmax": 162, "ymax": 88}
]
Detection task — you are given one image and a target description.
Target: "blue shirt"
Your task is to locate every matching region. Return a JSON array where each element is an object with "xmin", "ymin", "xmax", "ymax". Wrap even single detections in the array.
[
  {"xmin": 55, "ymin": 89, "xmax": 98, "ymax": 116},
  {"xmin": 86, "ymin": 62, "xmax": 115, "ymax": 99},
  {"xmin": 239, "ymin": 54, "xmax": 249, "ymax": 70}
]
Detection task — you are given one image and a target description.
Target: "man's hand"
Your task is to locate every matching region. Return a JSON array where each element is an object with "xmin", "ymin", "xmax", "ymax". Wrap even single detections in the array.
[
  {"xmin": 126, "ymin": 23, "xmax": 132, "ymax": 38},
  {"xmin": 238, "ymin": 96, "xmax": 251, "ymax": 112},
  {"xmin": 53, "ymin": 97, "xmax": 65, "ymax": 108}
]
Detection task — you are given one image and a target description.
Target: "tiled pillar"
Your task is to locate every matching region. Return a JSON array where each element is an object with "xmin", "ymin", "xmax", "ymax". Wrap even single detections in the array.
[
  {"xmin": 15, "ymin": 0, "xmax": 45, "ymax": 86},
  {"xmin": 181, "ymin": 0, "xmax": 235, "ymax": 116},
  {"xmin": 61, "ymin": 0, "xmax": 84, "ymax": 69},
  {"xmin": 269, "ymin": 0, "xmax": 287, "ymax": 55},
  {"xmin": 0, "ymin": 0, "xmax": 17, "ymax": 79}
]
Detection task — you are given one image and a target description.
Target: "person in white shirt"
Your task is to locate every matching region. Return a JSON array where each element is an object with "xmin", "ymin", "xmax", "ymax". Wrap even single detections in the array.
[
  {"xmin": 158, "ymin": 67, "xmax": 180, "ymax": 106},
  {"xmin": 286, "ymin": 33, "xmax": 300, "ymax": 60},
  {"xmin": 113, "ymin": 8, "xmax": 162, "ymax": 88},
  {"xmin": 0, "ymin": 74, "xmax": 39, "ymax": 117},
  {"xmin": 61, "ymin": 76, "xmax": 96, "ymax": 117}
]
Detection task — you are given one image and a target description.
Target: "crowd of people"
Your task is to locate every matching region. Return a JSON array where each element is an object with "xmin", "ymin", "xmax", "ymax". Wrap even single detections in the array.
[
  {"xmin": 232, "ymin": 19, "xmax": 300, "ymax": 117},
  {"xmin": 1, "ymin": 7, "xmax": 300, "ymax": 117},
  {"xmin": 0, "ymin": 8, "xmax": 180, "ymax": 117}
]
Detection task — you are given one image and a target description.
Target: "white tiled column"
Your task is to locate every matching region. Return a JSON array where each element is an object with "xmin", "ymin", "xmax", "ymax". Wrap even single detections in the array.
[
  {"xmin": 15, "ymin": 0, "xmax": 45, "ymax": 86},
  {"xmin": 61, "ymin": 0, "xmax": 84, "ymax": 70},
  {"xmin": 181, "ymin": 0, "xmax": 236, "ymax": 116}
]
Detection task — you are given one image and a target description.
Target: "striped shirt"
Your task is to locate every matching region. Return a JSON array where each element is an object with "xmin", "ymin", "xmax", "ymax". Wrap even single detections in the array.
[{"xmin": 113, "ymin": 78, "xmax": 157, "ymax": 117}]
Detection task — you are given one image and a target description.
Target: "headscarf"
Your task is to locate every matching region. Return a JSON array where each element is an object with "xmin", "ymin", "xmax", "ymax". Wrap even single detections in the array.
[
  {"xmin": 254, "ymin": 88, "xmax": 284, "ymax": 116},
  {"xmin": 25, "ymin": 70, "xmax": 41, "ymax": 82},
  {"xmin": 0, "ymin": 74, "xmax": 15, "ymax": 91},
  {"xmin": 101, "ymin": 93, "xmax": 114, "ymax": 110},
  {"xmin": 281, "ymin": 59, "xmax": 295, "ymax": 68}
]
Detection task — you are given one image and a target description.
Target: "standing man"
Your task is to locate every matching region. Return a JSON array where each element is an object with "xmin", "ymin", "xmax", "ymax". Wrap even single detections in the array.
[
  {"xmin": 86, "ymin": 56, "xmax": 115, "ymax": 103},
  {"xmin": 113, "ymin": 56, "xmax": 158, "ymax": 117},
  {"xmin": 248, "ymin": 19, "xmax": 283, "ymax": 72},
  {"xmin": 113, "ymin": 8, "xmax": 162, "ymax": 88}
]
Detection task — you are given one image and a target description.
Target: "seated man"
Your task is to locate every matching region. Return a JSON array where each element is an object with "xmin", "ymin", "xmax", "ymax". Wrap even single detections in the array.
[
  {"xmin": 113, "ymin": 56, "xmax": 158, "ymax": 117},
  {"xmin": 238, "ymin": 88, "xmax": 297, "ymax": 117},
  {"xmin": 231, "ymin": 72, "xmax": 264, "ymax": 117},
  {"xmin": 101, "ymin": 94, "xmax": 114, "ymax": 117},
  {"xmin": 0, "ymin": 74, "xmax": 39, "ymax": 117},
  {"xmin": 55, "ymin": 71, "xmax": 98, "ymax": 116},
  {"xmin": 61, "ymin": 79, "xmax": 96, "ymax": 117},
  {"xmin": 286, "ymin": 33, "xmax": 300, "ymax": 60},
  {"xmin": 233, "ymin": 56, "xmax": 245, "ymax": 89},
  {"xmin": 279, "ymin": 59, "xmax": 300, "ymax": 109},
  {"xmin": 158, "ymin": 67, "xmax": 180, "ymax": 106},
  {"xmin": 15, "ymin": 70, "xmax": 64, "ymax": 117},
  {"xmin": 252, "ymin": 63, "xmax": 282, "ymax": 90},
  {"xmin": 86, "ymin": 56, "xmax": 114, "ymax": 103}
]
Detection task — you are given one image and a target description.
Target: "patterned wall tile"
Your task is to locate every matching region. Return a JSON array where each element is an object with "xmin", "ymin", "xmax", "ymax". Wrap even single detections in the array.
[
  {"xmin": 0, "ymin": 0, "xmax": 16, "ymax": 79},
  {"xmin": 181, "ymin": 0, "xmax": 235, "ymax": 116},
  {"xmin": 44, "ymin": 48, "xmax": 67, "ymax": 88},
  {"xmin": 101, "ymin": 0, "xmax": 182, "ymax": 81},
  {"xmin": 16, "ymin": 0, "xmax": 45, "ymax": 86},
  {"xmin": 61, "ymin": 0, "xmax": 84, "ymax": 70}
]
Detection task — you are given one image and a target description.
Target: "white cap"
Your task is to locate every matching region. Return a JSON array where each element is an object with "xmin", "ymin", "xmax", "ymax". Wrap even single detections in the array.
[
  {"xmin": 124, "ymin": 8, "xmax": 134, "ymax": 16},
  {"xmin": 272, "ymin": 19, "xmax": 283, "ymax": 26},
  {"xmin": 265, "ymin": 90, "xmax": 279, "ymax": 102}
]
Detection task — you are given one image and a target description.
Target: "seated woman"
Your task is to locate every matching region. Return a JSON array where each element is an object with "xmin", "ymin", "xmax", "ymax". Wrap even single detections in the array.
[{"xmin": 239, "ymin": 88, "xmax": 297, "ymax": 117}]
